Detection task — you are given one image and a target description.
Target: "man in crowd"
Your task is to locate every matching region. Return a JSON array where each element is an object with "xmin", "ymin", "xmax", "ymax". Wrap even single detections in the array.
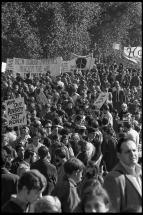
[
  {"xmin": 2, "ymin": 170, "xmax": 47, "ymax": 213},
  {"xmin": 104, "ymin": 135, "xmax": 142, "ymax": 212}
]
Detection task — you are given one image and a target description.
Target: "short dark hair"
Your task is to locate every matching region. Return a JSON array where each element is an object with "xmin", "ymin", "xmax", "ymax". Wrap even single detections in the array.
[
  {"xmin": 64, "ymin": 157, "xmax": 84, "ymax": 175},
  {"xmin": 18, "ymin": 169, "xmax": 47, "ymax": 192},
  {"xmin": 43, "ymin": 138, "xmax": 51, "ymax": 148},
  {"xmin": 38, "ymin": 146, "xmax": 49, "ymax": 159},
  {"xmin": 24, "ymin": 149, "xmax": 35, "ymax": 160},
  {"xmin": 117, "ymin": 134, "xmax": 136, "ymax": 153}
]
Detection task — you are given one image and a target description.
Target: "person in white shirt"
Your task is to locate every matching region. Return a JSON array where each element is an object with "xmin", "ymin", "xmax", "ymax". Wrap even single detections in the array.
[{"xmin": 124, "ymin": 121, "xmax": 139, "ymax": 149}]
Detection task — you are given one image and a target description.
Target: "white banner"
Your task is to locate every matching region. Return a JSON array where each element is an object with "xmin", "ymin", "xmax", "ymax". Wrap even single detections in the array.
[
  {"xmin": 5, "ymin": 97, "xmax": 27, "ymax": 127},
  {"xmin": 94, "ymin": 92, "xmax": 108, "ymax": 109},
  {"xmin": 62, "ymin": 53, "xmax": 95, "ymax": 73},
  {"xmin": 2, "ymin": 62, "xmax": 6, "ymax": 73},
  {"xmin": 123, "ymin": 46, "xmax": 142, "ymax": 64},
  {"xmin": 6, "ymin": 57, "xmax": 63, "ymax": 77}
]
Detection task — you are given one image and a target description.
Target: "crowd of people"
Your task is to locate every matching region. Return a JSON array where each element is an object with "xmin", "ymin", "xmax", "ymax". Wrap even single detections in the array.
[{"xmin": 1, "ymin": 60, "xmax": 142, "ymax": 213}]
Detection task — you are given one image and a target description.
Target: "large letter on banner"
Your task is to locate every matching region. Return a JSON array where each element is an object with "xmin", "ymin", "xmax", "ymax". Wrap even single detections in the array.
[{"xmin": 123, "ymin": 47, "xmax": 142, "ymax": 64}]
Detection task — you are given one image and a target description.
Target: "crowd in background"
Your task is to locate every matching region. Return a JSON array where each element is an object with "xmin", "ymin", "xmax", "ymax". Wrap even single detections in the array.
[{"xmin": 1, "ymin": 61, "xmax": 142, "ymax": 213}]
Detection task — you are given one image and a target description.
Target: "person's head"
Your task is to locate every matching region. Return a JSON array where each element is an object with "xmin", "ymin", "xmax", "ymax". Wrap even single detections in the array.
[
  {"xmin": 32, "ymin": 133, "xmax": 41, "ymax": 146},
  {"xmin": 121, "ymin": 103, "xmax": 128, "ymax": 112},
  {"xmin": 2, "ymin": 134, "xmax": 9, "ymax": 147},
  {"xmin": 123, "ymin": 121, "xmax": 132, "ymax": 132},
  {"xmin": 117, "ymin": 135, "xmax": 138, "ymax": 167},
  {"xmin": 38, "ymin": 146, "xmax": 51, "ymax": 161},
  {"xmin": 33, "ymin": 195, "xmax": 61, "ymax": 213},
  {"xmin": 24, "ymin": 149, "xmax": 37, "ymax": 164},
  {"xmin": 31, "ymin": 110, "xmax": 37, "ymax": 118},
  {"xmin": 71, "ymin": 133, "xmax": 80, "ymax": 143},
  {"xmin": 54, "ymin": 147, "xmax": 68, "ymax": 167},
  {"xmin": 15, "ymin": 145, "xmax": 25, "ymax": 160},
  {"xmin": 81, "ymin": 179, "xmax": 110, "ymax": 212},
  {"xmin": 14, "ymin": 84, "xmax": 19, "ymax": 92},
  {"xmin": 88, "ymin": 127, "xmax": 96, "ymax": 142},
  {"xmin": 17, "ymin": 170, "xmax": 47, "ymax": 204},
  {"xmin": 115, "ymin": 81, "xmax": 120, "ymax": 89},
  {"xmin": 64, "ymin": 157, "xmax": 84, "ymax": 183},
  {"xmin": 21, "ymin": 126, "xmax": 29, "ymax": 136},
  {"xmin": 61, "ymin": 134, "xmax": 69, "ymax": 146},
  {"xmin": 43, "ymin": 137, "xmax": 52, "ymax": 148}
]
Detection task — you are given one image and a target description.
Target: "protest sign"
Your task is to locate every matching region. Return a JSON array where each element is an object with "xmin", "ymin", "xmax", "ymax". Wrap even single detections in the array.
[
  {"xmin": 6, "ymin": 58, "xmax": 14, "ymax": 70},
  {"xmin": 123, "ymin": 46, "xmax": 142, "ymax": 64},
  {"xmin": 8, "ymin": 57, "xmax": 63, "ymax": 78},
  {"xmin": 94, "ymin": 92, "xmax": 108, "ymax": 109},
  {"xmin": 5, "ymin": 97, "xmax": 27, "ymax": 127},
  {"xmin": 2, "ymin": 62, "xmax": 6, "ymax": 73},
  {"xmin": 62, "ymin": 53, "xmax": 95, "ymax": 73},
  {"xmin": 36, "ymin": 91, "xmax": 48, "ymax": 106}
]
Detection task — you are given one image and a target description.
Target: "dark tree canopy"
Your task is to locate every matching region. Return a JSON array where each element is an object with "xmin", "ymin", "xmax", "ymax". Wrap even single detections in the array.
[{"xmin": 2, "ymin": 2, "xmax": 142, "ymax": 62}]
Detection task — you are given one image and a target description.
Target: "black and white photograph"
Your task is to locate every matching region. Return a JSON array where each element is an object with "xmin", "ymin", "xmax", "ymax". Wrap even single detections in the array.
[{"xmin": 1, "ymin": 2, "xmax": 142, "ymax": 213}]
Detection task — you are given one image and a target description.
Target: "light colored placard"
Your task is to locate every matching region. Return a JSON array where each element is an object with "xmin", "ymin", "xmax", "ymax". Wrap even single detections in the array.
[
  {"xmin": 94, "ymin": 92, "xmax": 108, "ymax": 109},
  {"xmin": 5, "ymin": 97, "xmax": 27, "ymax": 127},
  {"xmin": 8, "ymin": 57, "xmax": 63, "ymax": 77}
]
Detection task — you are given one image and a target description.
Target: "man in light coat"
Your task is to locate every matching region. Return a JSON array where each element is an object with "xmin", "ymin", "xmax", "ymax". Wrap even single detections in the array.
[{"xmin": 103, "ymin": 135, "xmax": 142, "ymax": 212}]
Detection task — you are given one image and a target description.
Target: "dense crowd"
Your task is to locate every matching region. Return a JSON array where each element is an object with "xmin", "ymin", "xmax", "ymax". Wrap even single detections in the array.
[{"xmin": 1, "ymin": 61, "xmax": 142, "ymax": 213}]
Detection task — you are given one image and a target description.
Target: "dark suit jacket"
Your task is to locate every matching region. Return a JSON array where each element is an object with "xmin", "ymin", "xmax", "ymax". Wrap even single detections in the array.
[
  {"xmin": 52, "ymin": 175, "xmax": 80, "ymax": 212},
  {"xmin": 112, "ymin": 89, "xmax": 126, "ymax": 110},
  {"xmin": 30, "ymin": 158, "xmax": 57, "ymax": 195},
  {"xmin": 103, "ymin": 162, "xmax": 142, "ymax": 212},
  {"xmin": 1, "ymin": 167, "xmax": 19, "ymax": 207}
]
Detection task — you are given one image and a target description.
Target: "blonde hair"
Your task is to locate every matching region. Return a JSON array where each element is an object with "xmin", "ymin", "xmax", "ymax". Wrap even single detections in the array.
[{"xmin": 34, "ymin": 195, "xmax": 61, "ymax": 213}]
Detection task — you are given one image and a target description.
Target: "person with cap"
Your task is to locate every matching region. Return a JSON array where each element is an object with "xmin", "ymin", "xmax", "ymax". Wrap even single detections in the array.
[{"xmin": 119, "ymin": 103, "xmax": 132, "ymax": 122}]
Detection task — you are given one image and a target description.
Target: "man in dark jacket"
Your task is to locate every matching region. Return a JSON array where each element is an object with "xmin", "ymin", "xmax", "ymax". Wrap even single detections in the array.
[
  {"xmin": 52, "ymin": 157, "xmax": 84, "ymax": 212},
  {"xmin": 30, "ymin": 146, "xmax": 57, "ymax": 195},
  {"xmin": 1, "ymin": 149, "xmax": 19, "ymax": 207}
]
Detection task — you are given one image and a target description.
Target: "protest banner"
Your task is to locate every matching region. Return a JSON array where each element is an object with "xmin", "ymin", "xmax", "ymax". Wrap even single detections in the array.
[
  {"xmin": 123, "ymin": 46, "xmax": 142, "ymax": 64},
  {"xmin": 5, "ymin": 97, "xmax": 27, "ymax": 127},
  {"xmin": 6, "ymin": 58, "xmax": 14, "ymax": 70},
  {"xmin": 36, "ymin": 91, "xmax": 48, "ymax": 106},
  {"xmin": 7, "ymin": 57, "xmax": 63, "ymax": 78},
  {"xmin": 94, "ymin": 92, "xmax": 108, "ymax": 109},
  {"xmin": 62, "ymin": 53, "xmax": 95, "ymax": 73}
]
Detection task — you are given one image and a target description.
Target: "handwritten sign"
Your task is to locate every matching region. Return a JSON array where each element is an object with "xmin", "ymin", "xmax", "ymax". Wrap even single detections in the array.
[
  {"xmin": 5, "ymin": 97, "xmax": 27, "ymax": 127},
  {"xmin": 94, "ymin": 93, "xmax": 108, "ymax": 109}
]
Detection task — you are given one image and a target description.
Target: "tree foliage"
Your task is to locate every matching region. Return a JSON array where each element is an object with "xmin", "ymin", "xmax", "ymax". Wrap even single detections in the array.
[{"xmin": 2, "ymin": 2, "xmax": 142, "ymax": 62}]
